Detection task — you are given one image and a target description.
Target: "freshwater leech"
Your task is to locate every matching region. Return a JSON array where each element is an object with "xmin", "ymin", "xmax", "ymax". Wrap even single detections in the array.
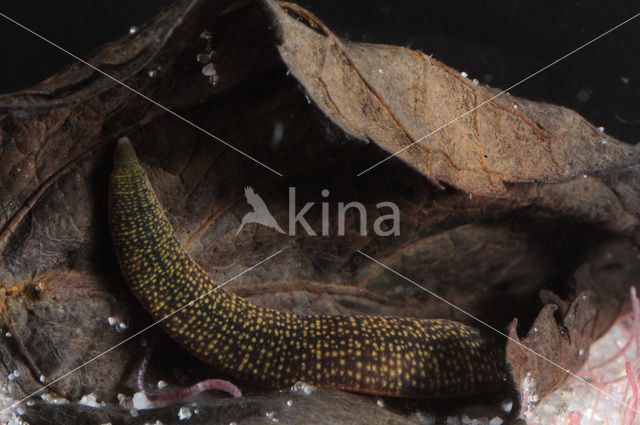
[{"xmin": 108, "ymin": 139, "xmax": 506, "ymax": 397}]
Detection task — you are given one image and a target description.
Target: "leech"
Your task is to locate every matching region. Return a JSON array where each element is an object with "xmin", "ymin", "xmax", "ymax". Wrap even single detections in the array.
[{"xmin": 109, "ymin": 139, "xmax": 506, "ymax": 398}]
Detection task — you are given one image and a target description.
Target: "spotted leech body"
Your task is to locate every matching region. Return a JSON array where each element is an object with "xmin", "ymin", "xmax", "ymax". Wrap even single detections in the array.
[{"xmin": 108, "ymin": 140, "xmax": 505, "ymax": 398}]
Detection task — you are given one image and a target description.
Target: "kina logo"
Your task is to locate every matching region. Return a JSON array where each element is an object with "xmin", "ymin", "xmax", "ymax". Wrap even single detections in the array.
[
  {"xmin": 236, "ymin": 187, "xmax": 286, "ymax": 235},
  {"xmin": 235, "ymin": 186, "xmax": 400, "ymax": 237}
]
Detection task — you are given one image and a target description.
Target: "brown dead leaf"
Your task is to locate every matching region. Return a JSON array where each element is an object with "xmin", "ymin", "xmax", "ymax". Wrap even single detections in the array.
[
  {"xmin": 505, "ymin": 239, "xmax": 640, "ymax": 417},
  {"xmin": 263, "ymin": 0, "xmax": 639, "ymax": 197}
]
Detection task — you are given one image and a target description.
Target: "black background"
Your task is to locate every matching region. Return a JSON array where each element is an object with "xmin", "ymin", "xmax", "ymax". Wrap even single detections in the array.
[{"xmin": 0, "ymin": 1, "xmax": 638, "ymax": 143}]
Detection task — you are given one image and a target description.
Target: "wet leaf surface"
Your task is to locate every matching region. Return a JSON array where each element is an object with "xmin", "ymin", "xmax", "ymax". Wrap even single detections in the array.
[
  {"xmin": 0, "ymin": 0, "xmax": 639, "ymax": 423},
  {"xmin": 263, "ymin": 0, "xmax": 639, "ymax": 197}
]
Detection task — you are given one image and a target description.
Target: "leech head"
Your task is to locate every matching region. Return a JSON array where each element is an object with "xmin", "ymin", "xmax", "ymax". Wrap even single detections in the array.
[{"xmin": 114, "ymin": 137, "xmax": 140, "ymax": 170}]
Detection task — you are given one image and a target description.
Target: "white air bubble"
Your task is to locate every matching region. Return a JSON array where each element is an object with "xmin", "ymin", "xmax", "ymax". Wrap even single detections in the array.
[
  {"xmin": 40, "ymin": 392, "xmax": 69, "ymax": 404},
  {"xmin": 202, "ymin": 63, "xmax": 216, "ymax": 77},
  {"xmin": 79, "ymin": 393, "xmax": 104, "ymax": 407},
  {"xmin": 196, "ymin": 53, "xmax": 211, "ymax": 64},
  {"xmin": 129, "ymin": 26, "xmax": 138, "ymax": 35},
  {"xmin": 178, "ymin": 407, "xmax": 192, "ymax": 420},
  {"xmin": 117, "ymin": 393, "xmax": 131, "ymax": 409},
  {"xmin": 460, "ymin": 71, "xmax": 468, "ymax": 78},
  {"xmin": 501, "ymin": 400, "xmax": 513, "ymax": 412},
  {"xmin": 132, "ymin": 392, "xmax": 154, "ymax": 410},
  {"xmin": 290, "ymin": 382, "xmax": 316, "ymax": 395}
]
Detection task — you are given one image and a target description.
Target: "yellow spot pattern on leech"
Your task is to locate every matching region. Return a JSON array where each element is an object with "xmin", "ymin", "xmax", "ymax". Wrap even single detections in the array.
[{"xmin": 108, "ymin": 140, "xmax": 506, "ymax": 398}]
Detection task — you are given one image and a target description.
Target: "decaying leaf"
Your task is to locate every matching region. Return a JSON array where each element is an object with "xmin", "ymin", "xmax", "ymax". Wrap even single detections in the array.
[
  {"xmin": 263, "ymin": 0, "xmax": 639, "ymax": 197},
  {"xmin": 0, "ymin": 0, "xmax": 639, "ymax": 423},
  {"xmin": 505, "ymin": 239, "xmax": 639, "ymax": 415}
]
